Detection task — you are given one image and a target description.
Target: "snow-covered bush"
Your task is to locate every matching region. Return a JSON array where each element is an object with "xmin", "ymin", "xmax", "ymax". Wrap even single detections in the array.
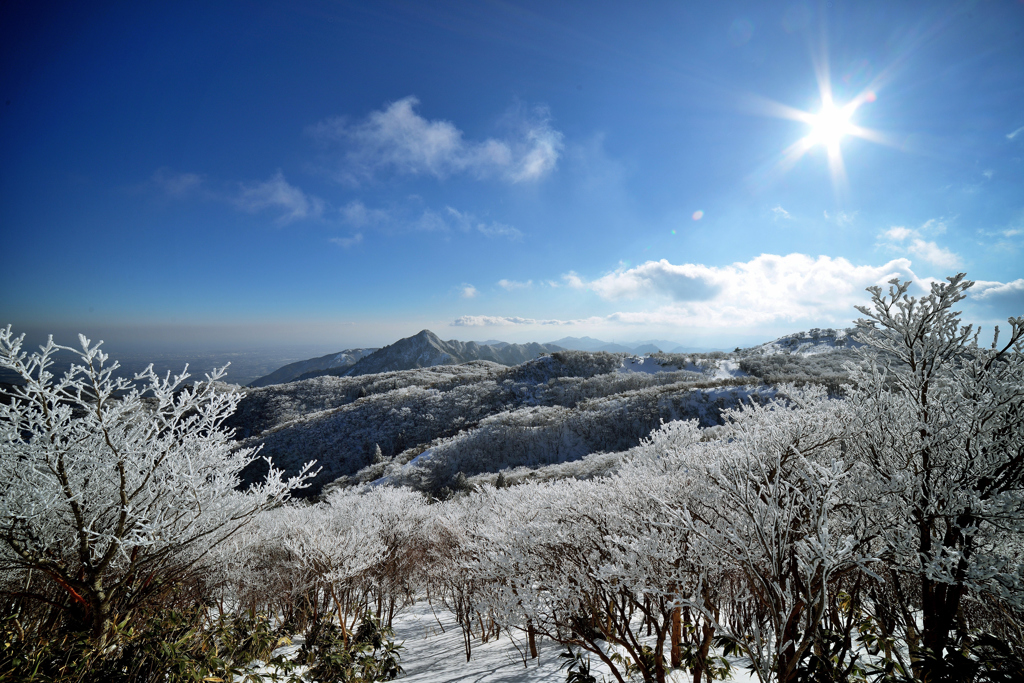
[
  {"xmin": 215, "ymin": 485, "xmax": 431, "ymax": 638},
  {"xmin": 659, "ymin": 387, "xmax": 880, "ymax": 682},
  {"xmin": 0, "ymin": 327, "xmax": 316, "ymax": 648}
]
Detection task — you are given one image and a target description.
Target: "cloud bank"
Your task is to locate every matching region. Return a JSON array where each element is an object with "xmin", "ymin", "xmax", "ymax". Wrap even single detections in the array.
[
  {"xmin": 574, "ymin": 254, "xmax": 921, "ymax": 327},
  {"xmin": 454, "ymin": 253, "xmax": 932, "ymax": 331}
]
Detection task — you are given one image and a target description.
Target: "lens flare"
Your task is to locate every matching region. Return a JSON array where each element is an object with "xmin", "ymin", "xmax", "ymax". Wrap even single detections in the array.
[{"xmin": 692, "ymin": 210, "xmax": 704, "ymax": 220}]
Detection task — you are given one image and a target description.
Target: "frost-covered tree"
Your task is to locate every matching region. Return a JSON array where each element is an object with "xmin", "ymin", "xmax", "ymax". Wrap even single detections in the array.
[
  {"xmin": 847, "ymin": 275, "xmax": 1024, "ymax": 677},
  {"xmin": 0, "ymin": 328, "xmax": 316, "ymax": 647},
  {"xmin": 669, "ymin": 388, "xmax": 879, "ymax": 682},
  {"xmin": 465, "ymin": 464, "xmax": 705, "ymax": 683}
]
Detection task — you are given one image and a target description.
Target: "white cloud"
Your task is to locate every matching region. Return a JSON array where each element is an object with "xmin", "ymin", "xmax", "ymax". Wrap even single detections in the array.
[
  {"xmin": 982, "ymin": 169, "xmax": 994, "ymax": 180},
  {"xmin": 234, "ymin": 171, "xmax": 324, "ymax": 224},
  {"xmin": 772, "ymin": 205, "xmax": 791, "ymax": 220},
  {"xmin": 330, "ymin": 233, "xmax": 363, "ymax": 248},
  {"xmin": 498, "ymin": 279, "xmax": 533, "ymax": 290},
  {"xmin": 879, "ymin": 219, "xmax": 960, "ymax": 268},
  {"xmin": 1008, "ymin": 125, "xmax": 1024, "ymax": 140},
  {"xmin": 561, "ymin": 272, "xmax": 585, "ymax": 289},
  {"xmin": 152, "ymin": 168, "xmax": 203, "ymax": 196},
  {"xmin": 310, "ymin": 96, "xmax": 563, "ymax": 183},
  {"xmin": 973, "ymin": 278, "xmax": 1024, "ymax": 301},
  {"xmin": 572, "ymin": 260, "xmax": 720, "ymax": 301},
  {"xmin": 907, "ymin": 239, "xmax": 961, "ymax": 269},
  {"xmin": 562, "ymin": 253, "xmax": 920, "ymax": 328},
  {"xmin": 507, "ymin": 123, "xmax": 563, "ymax": 182},
  {"xmin": 444, "ymin": 206, "xmax": 523, "ymax": 240},
  {"xmin": 336, "ymin": 201, "xmax": 522, "ymax": 239},
  {"xmin": 885, "ymin": 226, "xmax": 915, "ymax": 241},
  {"xmin": 919, "ymin": 217, "xmax": 948, "ymax": 234},
  {"xmin": 475, "ymin": 222, "xmax": 523, "ymax": 240},
  {"xmin": 340, "ymin": 200, "xmax": 390, "ymax": 227},
  {"xmin": 412, "ymin": 209, "xmax": 451, "ymax": 233},
  {"xmin": 823, "ymin": 210, "xmax": 855, "ymax": 226},
  {"xmin": 460, "ymin": 284, "xmax": 478, "ymax": 299},
  {"xmin": 972, "ymin": 278, "xmax": 1024, "ymax": 317}
]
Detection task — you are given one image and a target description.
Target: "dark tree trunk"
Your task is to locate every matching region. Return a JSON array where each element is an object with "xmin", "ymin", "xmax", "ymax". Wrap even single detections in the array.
[{"xmin": 671, "ymin": 606, "xmax": 682, "ymax": 668}]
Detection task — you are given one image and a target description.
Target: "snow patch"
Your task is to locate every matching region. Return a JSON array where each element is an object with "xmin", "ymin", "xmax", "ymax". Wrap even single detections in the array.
[
  {"xmin": 617, "ymin": 355, "xmax": 686, "ymax": 374},
  {"xmin": 617, "ymin": 355, "xmax": 748, "ymax": 380}
]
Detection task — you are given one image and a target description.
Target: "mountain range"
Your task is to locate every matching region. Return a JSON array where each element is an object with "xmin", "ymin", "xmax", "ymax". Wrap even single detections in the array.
[
  {"xmin": 245, "ymin": 328, "xmax": 845, "ymax": 388},
  {"xmin": 247, "ymin": 330, "xmax": 564, "ymax": 386}
]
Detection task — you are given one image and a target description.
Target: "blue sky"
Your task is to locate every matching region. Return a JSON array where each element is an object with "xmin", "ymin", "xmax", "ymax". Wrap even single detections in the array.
[{"xmin": 2, "ymin": 0, "xmax": 1022, "ymax": 351}]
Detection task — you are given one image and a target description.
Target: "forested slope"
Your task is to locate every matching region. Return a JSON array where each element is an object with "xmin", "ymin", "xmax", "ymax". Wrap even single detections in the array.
[{"xmin": 233, "ymin": 345, "xmax": 852, "ymax": 497}]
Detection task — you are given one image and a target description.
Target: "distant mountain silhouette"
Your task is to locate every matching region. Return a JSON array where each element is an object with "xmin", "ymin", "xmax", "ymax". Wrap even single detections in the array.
[{"xmin": 248, "ymin": 348, "xmax": 377, "ymax": 387}]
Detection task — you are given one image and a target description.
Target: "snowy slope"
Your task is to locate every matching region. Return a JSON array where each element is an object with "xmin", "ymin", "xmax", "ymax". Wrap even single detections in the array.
[{"xmin": 249, "ymin": 348, "xmax": 378, "ymax": 387}]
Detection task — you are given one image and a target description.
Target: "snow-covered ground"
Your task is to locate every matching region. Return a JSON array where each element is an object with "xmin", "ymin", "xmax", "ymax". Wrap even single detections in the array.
[
  {"xmin": 255, "ymin": 603, "xmax": 757, "ymax": 681},
  {"xmin": 618, "ymin": 356, "xmax": 686, "ymax": 374},
  {"xmin": 385, "ymin": 603, "xmax": 755, "ymax": 683},
  {"xmin": 618, "ymin": 355, "xmax": 748, "ymax": 381},
  {"xmin": 710, "ymin": 359, "xmax": 747, "ymax": 380}
]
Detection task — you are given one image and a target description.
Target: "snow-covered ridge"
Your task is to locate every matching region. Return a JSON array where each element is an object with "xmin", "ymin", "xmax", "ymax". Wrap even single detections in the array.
[
  {"xmin": 747, "ymin": 327, "xmax": 861, "ymax": 356},
  {"xmin": 249, "ymin": 327, "xmax": 853, "ymax": 389}
]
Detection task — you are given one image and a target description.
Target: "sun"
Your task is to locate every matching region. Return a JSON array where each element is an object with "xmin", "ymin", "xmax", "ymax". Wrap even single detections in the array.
[
  {"xmin": 806, "ymin": 99, "xmax": 854, "ymax": 149},
  {"xmin": 749, "ymin": 46, "xmax": 894, "ymax": 198},
  {"xmin": 755, "ymin": 85, "xmax": 884, "ymax": 197}
]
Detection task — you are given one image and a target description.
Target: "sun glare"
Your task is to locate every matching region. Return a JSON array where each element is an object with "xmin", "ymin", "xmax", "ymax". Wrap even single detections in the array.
[
  {"xmin": 756, "ymin": 80, "xmax": 885, "ymax": 199},
  {"xmin": 806, "ymin": 100, "xmax": 854, "ymax": 149}
]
